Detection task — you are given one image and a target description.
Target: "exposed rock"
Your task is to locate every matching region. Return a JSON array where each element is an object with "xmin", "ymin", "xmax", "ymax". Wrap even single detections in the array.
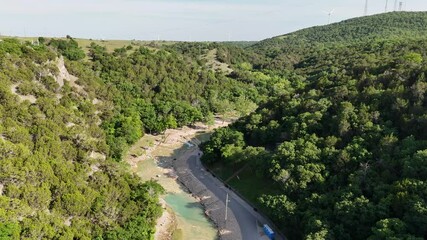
[
  {"xmin": 89, "ymin": 151, "xmax": 106, "ymax": 161},
  {"xmin": 88, "ymin": 164, "xmax": 100, "ymax": 177},
  {"xmin": 66, "ymin": 122, "xmax": 76, "ymax": 128},
  {"xmin": 54, "ymin": 57, "xmax": 68, "ymax": 87},
  {"xmin": 55, "ymin": 56, "xmax": 86, "ymax": 95},
  {"xmin": 202, "ymin": 49, "xmax": 233, "ymax": 74},
  {"xmin": 64, "ymin": 216, "xmax": 73, "ymax": 227},
  {"xmin": 10, "ymin": 84, "xmax": 37, "ymax": 104},
  {"xmin": 92, "ymin": 98, "xmax": 101, "ymax": 105}
]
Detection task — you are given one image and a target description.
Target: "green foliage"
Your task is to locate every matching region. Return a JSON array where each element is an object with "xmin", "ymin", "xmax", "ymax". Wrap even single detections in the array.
[
  {"xmin": 4, "ymin": 11, "xmax": 427, "ymax": 240},
  {"xmin": 252, "ymin": 12, "xmax": 427, "ymax": 70},
  {"xmin": 80, "ymin": 41, "xmax": 263, "ymax": 159},
  {"xmin": 49, "ymin": 38, "xmax": 85, "ymax": 60},
  {"xmin": 202, "ymin": 12, "xmax": 427, "ymax": 239},
  {"xmin": 0, "ymin": 222, "xmax": 21, "ymax": 240},
  {"xmin": 0, "ymin": 39, "xmax": 165, "ymax": 239},
  {"xmin": 0, "ymin": 38, "xmax": 23, "ymax": 56},
  {"xmin": 0, "ymin": 35, "xmax": 269, "ymax": 239},
  {"xmin": 201, "ymin": 127, "xmax": 245, "ymax": 164},
  {"xmin": 369, "ymin": 218, "xmax": 422, "ymax": 240}
]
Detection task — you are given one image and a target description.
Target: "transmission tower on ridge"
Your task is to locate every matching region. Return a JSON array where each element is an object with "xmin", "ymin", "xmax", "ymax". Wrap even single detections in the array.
[{"xmin": 364, "ymin": 0, "xmax": 369, "ymax": 16}]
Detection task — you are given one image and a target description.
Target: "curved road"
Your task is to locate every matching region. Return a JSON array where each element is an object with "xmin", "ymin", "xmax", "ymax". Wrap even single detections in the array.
[{"xmin": 186, "ymin": 153, "xmax": 284, "ymax": 240}]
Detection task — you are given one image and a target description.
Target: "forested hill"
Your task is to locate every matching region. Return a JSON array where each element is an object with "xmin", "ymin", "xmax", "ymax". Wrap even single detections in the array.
[
  {"xmin": 0, "ymin": 36, "xmax": 266, "ymax": 239},
  {"xmin": 251, "ymin": 12, "xmax": 427, "ymax": 64},
  {"xmin": 3, "ymin": 11, "xmax": 427, "ymax": 240},
  {"xmin": 201, "ymin": 13, "xmax": 427, "ymax": 240}
]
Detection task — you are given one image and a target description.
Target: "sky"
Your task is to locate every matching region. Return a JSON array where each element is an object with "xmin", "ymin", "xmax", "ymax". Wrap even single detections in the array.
[{"xmin": 0, "ymin": 0, "xmax": 427, "ymax": 41}]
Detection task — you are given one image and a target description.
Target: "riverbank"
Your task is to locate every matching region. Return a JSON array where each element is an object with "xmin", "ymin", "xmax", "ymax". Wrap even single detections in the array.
[
  {"xmin": 155, "ymin": 199, "xmax": 177, "ymax": 240},
  {"xmin": 173, "ymin": 145, "xmax": 242, "ymax": 240},
  {"xmin": 125, "ymin": 120, "xmax": 229, "ymax": 240}
]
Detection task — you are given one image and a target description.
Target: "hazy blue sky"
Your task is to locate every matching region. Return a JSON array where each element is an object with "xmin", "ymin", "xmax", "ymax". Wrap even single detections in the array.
[{"xmin": 1, "ymin": 0, "xmax": 427, "ymax": 41}]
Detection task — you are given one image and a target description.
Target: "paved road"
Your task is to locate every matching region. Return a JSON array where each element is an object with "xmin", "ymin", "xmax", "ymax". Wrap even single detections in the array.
[{"xmin": 186, "ymin": 153, "xmax": 284, "ymax": 240}]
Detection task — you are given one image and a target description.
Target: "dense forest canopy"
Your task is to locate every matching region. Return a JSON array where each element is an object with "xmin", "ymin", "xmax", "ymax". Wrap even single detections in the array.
[
  {"xmin": 250, "ymin": 12, "xmax": 427, "ymax": 70},
  {"xmin": 202, "ymin": 11, "xmax": 427, "ymax": 240},
  {"xmin": 0, "ymin": 38, "xmax": 165, "ymax": 239}
]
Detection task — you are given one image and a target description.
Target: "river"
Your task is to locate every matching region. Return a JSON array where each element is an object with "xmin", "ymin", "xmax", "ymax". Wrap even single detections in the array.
[{"xmin": 126, "ymin": 123, "xmax": 227, "ymax": 240}]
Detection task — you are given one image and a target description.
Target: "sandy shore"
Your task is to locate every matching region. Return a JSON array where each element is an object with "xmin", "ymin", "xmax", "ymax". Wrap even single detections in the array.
[{"xmin": 155, "ymin": 198, "xmax": 177, "ymax": 240}]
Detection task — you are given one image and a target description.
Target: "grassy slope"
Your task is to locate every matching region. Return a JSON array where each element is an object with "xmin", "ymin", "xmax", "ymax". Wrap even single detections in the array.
[{"xmin": 0, "ymin": 36, "xmax": 177, "ymax": 53}]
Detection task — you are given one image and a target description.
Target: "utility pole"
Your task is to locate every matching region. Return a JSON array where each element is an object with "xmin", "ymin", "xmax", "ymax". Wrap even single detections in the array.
[
  {"xmin": 399, "ymin": 1, "xmax": 403, "ymax": 11},
  {"xmin": 385, "ymin": 0, "xmax": 389, "ymax": 12},
  {"xmin": 225, "ymin": 193, "xmax": 230, "ymax": 221}
]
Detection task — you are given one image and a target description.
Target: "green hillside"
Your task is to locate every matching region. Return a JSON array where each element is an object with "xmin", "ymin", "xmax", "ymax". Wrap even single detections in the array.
[
  {"xmin": 250, "ymin": 12, "xmax": 427, "ymax": 69},
  {"xmin": 0, "ymin": 38, "xmax": 168, "ymax": 239},
  {"xmin": 202, "ymin": 13, "xmax": 427, "ymax": 240},
  {"xmin": 0, "ymin": 36, "xmax": 266, "ymax": 239},
  {"xmin": 2, "ymin": 11, "xmax": 427, "ymax": 240}
]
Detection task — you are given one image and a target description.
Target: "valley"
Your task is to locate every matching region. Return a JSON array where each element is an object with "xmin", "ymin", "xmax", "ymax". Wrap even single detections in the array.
[{"xmin": 0, "ymin": 11, "xmax": 427, "ymax": 240}]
